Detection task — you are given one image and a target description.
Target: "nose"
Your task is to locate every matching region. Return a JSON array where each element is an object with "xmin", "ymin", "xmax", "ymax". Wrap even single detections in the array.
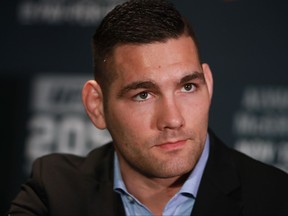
[{"xmin": 156, "ymin": 96, "xmax": 184, "ymax": 131}]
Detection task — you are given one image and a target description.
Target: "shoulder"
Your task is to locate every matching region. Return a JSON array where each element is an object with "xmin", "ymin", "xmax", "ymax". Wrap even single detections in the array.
[
  {"xmin": 226, "ymin": 144, "xmax": 288, "ymax": 194},
  {"xmin": 35, "ymin": 142, "xmax": 113, "ymax": 165},
  {"xmin": 209, "ymin": 130, "xmax": 288, "ymax": 180},
  {"xmin": 207, "ymin": 131, "xmax": 288, "ymax": 214},
  {"xmin": 32, "ymin": 143, "xmax": 115, "ymax": 180},
  {"xmin": 229, "ymin": 145, "xmax": 287, "ymax": 178},
  {"xmin": 195, "ymin": 131, "xmax": 288, "ymax": 215},
  {"xmin": 209, "ymin": 130, "xmax": 288, "ymax": 202},
  {"xmin": 223, "ymin": 140, "xmax": 288, "ymax": 183},
  {"xmin": 9, "ymin": 143, "xmax": 117, "ymax": 215}
]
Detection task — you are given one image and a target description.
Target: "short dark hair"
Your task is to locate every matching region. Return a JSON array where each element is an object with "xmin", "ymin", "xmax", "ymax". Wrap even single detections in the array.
[{"xmin": 92, "ymin": 0, "xmax": 199, "ymax": 91}]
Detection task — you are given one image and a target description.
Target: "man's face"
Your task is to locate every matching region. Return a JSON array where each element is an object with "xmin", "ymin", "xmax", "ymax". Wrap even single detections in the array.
[{"xmin": 104, "ymin": 35, "xmax": 213, "ymax": 179}]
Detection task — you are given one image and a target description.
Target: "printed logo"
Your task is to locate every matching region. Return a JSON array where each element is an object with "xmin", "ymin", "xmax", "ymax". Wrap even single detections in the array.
[
  {"xmin": 233, "ymin": 86, "xmax": 288, "ymax": 172},
  {"xmin": 17, "ymin": 0, "xmax": 125, "ymax": 26},
  {"xmin": 25, "ymin": 74, "xmax": 112, "ymax": 173}
]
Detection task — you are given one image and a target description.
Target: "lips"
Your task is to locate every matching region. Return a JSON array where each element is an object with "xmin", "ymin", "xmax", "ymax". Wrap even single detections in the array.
[{"xmin": 155, "ymin": 140, "xmax": 187, "ymax": 150}]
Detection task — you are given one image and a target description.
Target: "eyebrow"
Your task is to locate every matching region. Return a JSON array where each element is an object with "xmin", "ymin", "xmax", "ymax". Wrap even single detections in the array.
[
  {"xmin": 117, "ymin": 71, "xmax": 205, "ymax": 98},
  {"xmin": 117, "ymin": 81, "xmax": 159, "ymax": 98},
  {"xmin": 179, "ymin": 71, "xmax": 206, "ymax": 85}
]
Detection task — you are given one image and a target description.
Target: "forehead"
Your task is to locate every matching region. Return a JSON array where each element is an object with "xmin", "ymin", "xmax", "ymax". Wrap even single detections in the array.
[{"xmin": 108, "ymin": 35, "xmax": 201, "ymax": 83}]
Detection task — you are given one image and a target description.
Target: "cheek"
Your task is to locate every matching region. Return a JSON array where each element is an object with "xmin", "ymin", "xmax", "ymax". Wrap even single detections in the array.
[
  {"xmin": 106, "ymin": 102, "xmax": 153, "ymax": 137},
  {"xmin": 181, "ymin": 95, "xmax": 210, "ymax": 123}
]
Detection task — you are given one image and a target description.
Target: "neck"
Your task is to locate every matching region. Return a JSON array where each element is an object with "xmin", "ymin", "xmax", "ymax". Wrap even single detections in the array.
[{"xmin": 119, "ymin": 159, "xmax": 190, "ymax": 215}]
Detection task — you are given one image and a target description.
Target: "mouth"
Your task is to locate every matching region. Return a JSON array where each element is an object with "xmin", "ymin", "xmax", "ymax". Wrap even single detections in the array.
[{"xmin": 155, "ymin": 140, "xmax": 187, "ymax": 151}]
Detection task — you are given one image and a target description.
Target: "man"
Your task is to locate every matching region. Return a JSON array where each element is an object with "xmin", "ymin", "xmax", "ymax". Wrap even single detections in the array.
[{"xmin": 9, "ymin": 0, "xmax": 288, "ymax": 215}]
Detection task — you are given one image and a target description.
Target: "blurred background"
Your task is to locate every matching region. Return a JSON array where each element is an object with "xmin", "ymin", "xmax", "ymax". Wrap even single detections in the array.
[{"xmin": 1, "ymin": 0, "xmax": 288, "ymax": 214}]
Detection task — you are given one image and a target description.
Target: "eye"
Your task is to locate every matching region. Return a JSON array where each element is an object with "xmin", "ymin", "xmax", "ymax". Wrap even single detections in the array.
[
  {"xmin": 181, "ymin": 83, "xmax": 196, "ymax": 93},
  {"xmin": 133, "ymin": 91, "xmax": 152, "ymax": 102}
]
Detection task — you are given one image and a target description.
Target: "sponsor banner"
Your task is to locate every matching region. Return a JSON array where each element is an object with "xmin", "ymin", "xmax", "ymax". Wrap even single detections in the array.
[
  {"xmin": 17, "ymin": 0, "xmax": 125, "ymax": 26},
  {"xmin": 25, "ymin": 74, "xmax": 112, "ymax": 172},
  {"xmin": 233, "ymin": 86, "xmax": 288, "ymax": 172}
]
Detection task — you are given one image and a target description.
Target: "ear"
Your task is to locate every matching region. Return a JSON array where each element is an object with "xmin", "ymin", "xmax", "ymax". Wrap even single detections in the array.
[
  {"xmin": 202, "ymin": 63, "xmax": 213, "ymax": 100},
  {"xmin": 82, "ymin": 80, "xmax": 106, "ymax": 129}
]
